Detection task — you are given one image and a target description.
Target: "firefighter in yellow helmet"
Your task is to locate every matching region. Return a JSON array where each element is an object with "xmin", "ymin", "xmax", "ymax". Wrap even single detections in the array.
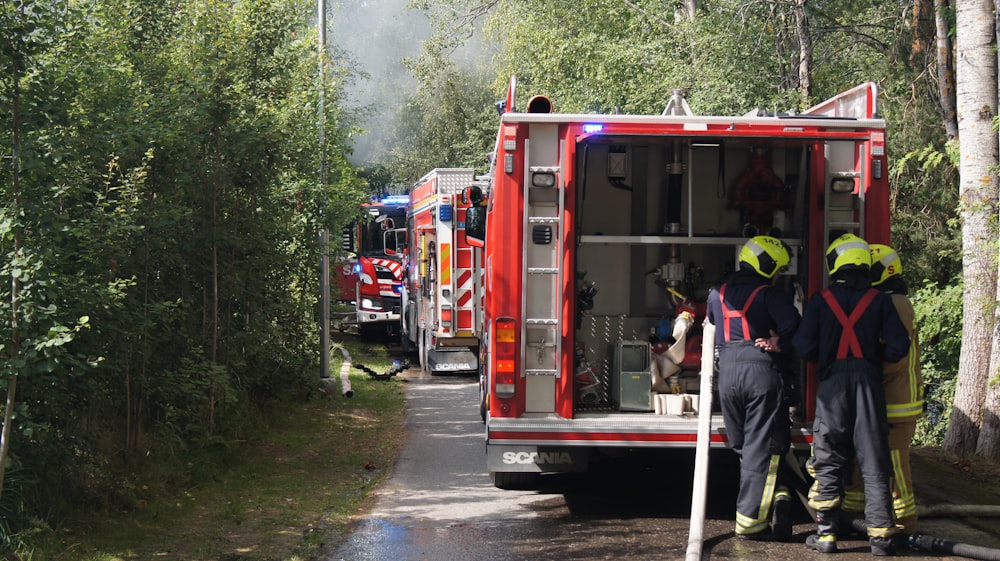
[
  {"xmin": 792, "ymin": 233, "xmax": 910, "ymax": 556},
  {"xmin": 706, "ymin": 235, "xmax": 801, "ymax": 541},
  {"xmin": 843, "ymin": 244, "xmax": 924, "ymax": 537}
]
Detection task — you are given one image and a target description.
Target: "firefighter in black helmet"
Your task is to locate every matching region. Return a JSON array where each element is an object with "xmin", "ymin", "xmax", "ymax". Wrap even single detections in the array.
[
  {"xmin": 706, "ymin": 235, "xmax": 801, "ymax": 542},
  {"xmin": 792, "ymin": 233, "xmax": 910, "ymax": 556}
]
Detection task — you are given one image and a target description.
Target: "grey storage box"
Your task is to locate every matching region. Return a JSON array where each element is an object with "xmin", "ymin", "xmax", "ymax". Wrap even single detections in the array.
[{"xmin": 612, "ymin": 340, "xmax": 652, "ymax": 411}]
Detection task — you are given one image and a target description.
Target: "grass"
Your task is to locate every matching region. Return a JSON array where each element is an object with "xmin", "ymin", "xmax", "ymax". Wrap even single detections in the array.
[{"xmin": 28, "ymin": 333, "xmax": 407, "ymax": 561}]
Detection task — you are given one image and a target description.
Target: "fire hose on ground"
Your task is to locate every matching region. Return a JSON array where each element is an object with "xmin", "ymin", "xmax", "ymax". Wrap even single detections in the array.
[
  {"xmin": 322, "ymin": 345, "xmax": 408, "ymax": 398},
  {"xmin": 842, "ymin": 510, "xmax": 1000, "ymax": 561},
  {"xmin": 782, "ymin": 448, "xmax": 1000, "ymax": 560},
  {"xmin": 322, "ymin": 344, "xmax": 353, "ymax": 398}
]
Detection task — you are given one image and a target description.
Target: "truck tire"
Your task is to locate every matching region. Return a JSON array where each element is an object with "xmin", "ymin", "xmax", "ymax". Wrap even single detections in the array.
[
  {"xmin": 490, "ymin": 471, "xmax": 539, "ymax": 490},
  {"xmin": 479, "ymin": 362, "xmax": 487, "ymax": 423},
  {"xmin": 418, "ymin": 328, "xmax": 428, "ymax": 371},
  {"xmin": 400, "ymin": 329, "xmax": 415, "ymax": 354},
  {"xmin": 400, "ymin": 304, "xmax": 416, "ymax": 354}
]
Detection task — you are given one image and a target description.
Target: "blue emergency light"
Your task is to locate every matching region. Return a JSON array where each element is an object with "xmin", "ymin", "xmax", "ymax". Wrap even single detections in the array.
[
  {"xmin": 381, "ymin": 195, "xmax": 410, "ymax": 205},
  {"xmin": 583, "ymin": 124, "xmax": 604, "ymax": 133},
  {"xmin": 439, "ymin": 204, "xmax": 452, "ymax": 221}
]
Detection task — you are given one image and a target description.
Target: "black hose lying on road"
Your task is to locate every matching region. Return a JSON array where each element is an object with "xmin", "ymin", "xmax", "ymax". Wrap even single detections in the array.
[
  {"xmin": 907, "ymin": 534, "xmax": 1000, "ymax": 561},
  {"xmin": 844, "ymin": 514, "xmax": 1000, "ymax": 561}
]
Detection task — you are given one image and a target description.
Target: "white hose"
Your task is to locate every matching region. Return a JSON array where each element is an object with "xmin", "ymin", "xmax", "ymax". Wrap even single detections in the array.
[
  {"xmin": 333, "ymin": 344, "xmax": 354, "ymax": 398},
  {"xmin": 686, "ymin": 320, "xmax": 716, "ymax": 561}
]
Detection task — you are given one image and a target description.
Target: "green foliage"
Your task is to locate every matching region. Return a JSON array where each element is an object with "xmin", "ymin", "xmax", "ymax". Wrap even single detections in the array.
[
  {"xmin": 888, "ymin": 142, "xmax": 961, "ymax": 286},
  {"xmin": 0, "ymin": 0, "xmax": 370, "ymax": 547},
  {"xmin": 912, "ymin": 281, "xmax": 963, "ymax": 445},
  {"xmin": 29, "ymin": 346, "xmax": 406, "ymax": 561},
  {"xmin": 0, "ymin": 467, "xmax": 43, "ymax": 553}
]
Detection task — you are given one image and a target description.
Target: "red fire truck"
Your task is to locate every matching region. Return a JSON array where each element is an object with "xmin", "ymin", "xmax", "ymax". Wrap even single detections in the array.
[
  {"xmin": 466, "ymin": 79, "xmax": 889, "ymax": 489},
  {"xmin": 401, "ymin": 168, "xmax": 486, "ymax": 374},
  {"xmin": 341, "ymin": 195, "xmax": 410, "ymax": 341}
]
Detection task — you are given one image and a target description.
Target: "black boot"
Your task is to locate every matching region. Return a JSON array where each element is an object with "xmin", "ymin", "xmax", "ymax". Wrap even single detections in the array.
[
  {"xmin": 870, "ymin": 535, "xmax": 896, "ymax": 556},
  {"xmin": 770, "ymin": 489, "xmax": 793, "ymax": 542}
]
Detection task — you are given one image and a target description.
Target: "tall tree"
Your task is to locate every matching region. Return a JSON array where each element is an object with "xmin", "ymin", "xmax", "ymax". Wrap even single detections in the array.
[
  {"xmin": 0, "ymin": 0, "xmax": 104, "ymax": 506},
  {"xmin": 792, "ymin": 0, "xmax": 812, "ymax": 102},
  {"xmin": 976, "ymin": 0, "xmax": 1000, "ymax": 459},
  {"xmin": 935, "ymin": 0, "xmax": 959, "ymax": 140},
  {"xmin": 943, "ymin": 0, "xmax": 998, "ymax": 457}
]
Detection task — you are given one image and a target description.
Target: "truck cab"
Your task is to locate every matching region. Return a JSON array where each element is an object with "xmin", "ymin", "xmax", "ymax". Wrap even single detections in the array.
[{"xmin": 343, "ymin": 195, "xmax": 409, "ymax": 341}]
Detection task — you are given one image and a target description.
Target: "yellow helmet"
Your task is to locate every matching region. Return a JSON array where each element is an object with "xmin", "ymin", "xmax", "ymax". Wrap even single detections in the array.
[
  {"xmin": 870, "ymin": 244, "xmax": 902, "ymax": 286},
  {"xmin": 739, "ymin": 235, "xmax": 791, "ymax": 279},
  {"xmin": 826, "ymin": 233, "xmax": 871, "ymax": 275}
]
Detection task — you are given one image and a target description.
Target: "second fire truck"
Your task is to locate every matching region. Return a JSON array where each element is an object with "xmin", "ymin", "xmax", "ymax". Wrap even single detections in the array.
[
  {"xmin": 342, "ymin": 195, "xmax": 409, "ymax": 341},
  {"xmin": 401, "ymin": 168, "xmax": 487, "ymax": 374},
  {"xmin": 467, "ymin": 79, "xmax": 890, "ymax": 489}
]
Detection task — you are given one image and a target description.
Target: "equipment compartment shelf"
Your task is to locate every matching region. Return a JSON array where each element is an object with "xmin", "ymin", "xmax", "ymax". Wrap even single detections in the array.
[{"xmin": 579, "ymin": 235, "xmax": 801, "ymax": 246}]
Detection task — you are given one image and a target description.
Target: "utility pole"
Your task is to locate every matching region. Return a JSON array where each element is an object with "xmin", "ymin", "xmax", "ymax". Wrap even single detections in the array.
[{"xmin": 318, "ymin": 0, "xmax": 331, "ymax": 380}]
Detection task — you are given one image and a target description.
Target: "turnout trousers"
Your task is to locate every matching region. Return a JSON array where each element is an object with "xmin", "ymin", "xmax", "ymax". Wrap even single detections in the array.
[
  {"xmin": 718, "ymin": 341, "xmax": 790, "ymax": 536},
  {"xmin": 808, "ymin": 358, "xmax": 896, "ymax": 538},
  {"xmin": 844, "ymin": 419, "xmax": 918, "ymax": 533}
]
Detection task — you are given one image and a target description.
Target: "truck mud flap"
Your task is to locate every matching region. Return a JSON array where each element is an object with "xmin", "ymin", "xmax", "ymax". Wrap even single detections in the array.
[
  {"xmin": 428, "ymin": 348, "xmax": 477, "ymax": 373},
  {"xmin": 487, "ymin": 444, "xmax": 589, "ymax": 473}
]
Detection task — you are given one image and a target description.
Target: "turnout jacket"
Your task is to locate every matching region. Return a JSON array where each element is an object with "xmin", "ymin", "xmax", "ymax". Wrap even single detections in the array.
[
  {"xmin": 793, "ymin": 282, "xmax": 910, "ymax": 375},
  {"xmin": 706, "ymin": 269, "xmax": 801, "ymax": 347},
  {"xmin": 884, "ymin": 292, "xmax": 924, "ymax": 422}
]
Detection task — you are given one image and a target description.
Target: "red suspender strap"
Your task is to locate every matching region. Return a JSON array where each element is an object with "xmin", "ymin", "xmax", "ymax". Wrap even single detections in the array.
[
  {"xmin": 819, "ymin": 288, "xmax": 878, "ymax": 359},
  {"xmin": 720, "ymin": 284, "xmax": 767, "ymax": 342}
]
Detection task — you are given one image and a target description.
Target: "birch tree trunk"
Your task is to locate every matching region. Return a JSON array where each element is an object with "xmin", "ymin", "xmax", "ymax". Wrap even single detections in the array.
[
  {"xmin": 681, "ymin": 0, "xmax": 698, "ymax": 21},
  {"xmin": 979, "ymin": 363, "xmax": 1000, "ymax": 457},
  {"xmin": 974, "ymin": 3, "xmax": 1000, "ymax": 459},
  {"xmin": 944, "ymin": 0, "xmax": 998, "ymax": 457},
  {"xmin": 793, "ymin": 0, "xmax": 812, "ymax": 102},
  {"xmin": 935, "ymin": 0, "xmax": 959, "ymax": 139}
]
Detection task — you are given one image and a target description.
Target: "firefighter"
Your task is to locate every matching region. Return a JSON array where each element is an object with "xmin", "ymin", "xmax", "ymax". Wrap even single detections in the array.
[
  {"xmin": 706, "ymin": 235, "xmax": 800, "ymax": 541},
  {"xmin": 792, "ymin": 233, "xmax": 910, "ymax": 556},
  {"xmin": 842, "ymin": 244, "xmax": 924, "ymax": 537}
]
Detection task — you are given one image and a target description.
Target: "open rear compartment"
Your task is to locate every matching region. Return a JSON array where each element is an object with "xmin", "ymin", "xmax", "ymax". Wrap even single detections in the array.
[{"xmin": 572, "ymin": 135, "xmax": 809, "ymax": 420}]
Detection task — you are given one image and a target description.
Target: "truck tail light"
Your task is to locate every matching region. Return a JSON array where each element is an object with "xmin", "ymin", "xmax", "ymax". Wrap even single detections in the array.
[
  {"xmin": 441, "ymin": 306, "xmax": 453, "ymax": 333},
  {"xmin": 495, "ymin": 317, "xmax": 517, "ymax": 398},
  {"xmin": 871, "ymin": 132, "xmax": 885, "ymax": 179}
]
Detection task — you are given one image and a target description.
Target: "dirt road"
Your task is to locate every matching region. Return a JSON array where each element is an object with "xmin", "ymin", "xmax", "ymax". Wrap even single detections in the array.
[{"xmin": 326, "ymin": 368, "xmax": 1000, "ymax": 561}]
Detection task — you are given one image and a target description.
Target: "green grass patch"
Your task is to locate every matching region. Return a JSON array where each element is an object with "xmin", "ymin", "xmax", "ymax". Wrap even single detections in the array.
[{"xmin": 28, "ymin": 336, "xmax": 407, "ymax": 561}]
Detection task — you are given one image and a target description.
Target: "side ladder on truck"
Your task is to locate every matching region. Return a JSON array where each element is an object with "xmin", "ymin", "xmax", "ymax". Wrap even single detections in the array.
[{"xmin": 522, "ymin": 165, "xmax": 565, "ymax": 413}]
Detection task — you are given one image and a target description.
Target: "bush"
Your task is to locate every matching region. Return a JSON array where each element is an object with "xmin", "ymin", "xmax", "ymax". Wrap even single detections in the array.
[{"xmin": 912, "ymin": 280, "xmax": 962, "ymax": 445}]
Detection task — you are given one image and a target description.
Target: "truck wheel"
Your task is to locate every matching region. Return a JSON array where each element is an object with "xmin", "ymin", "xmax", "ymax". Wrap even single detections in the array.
[
  {"xmin": 478, "ymin": 363, "xmax": 487, "ymax": 423},
  {"xmin": 400, "ymin": 329, "xmax": 415, "ymax": 354},
  {"xmin": 400, "ymin": 303, "xmax": 416, "ymax": 354},
  {"xmin": 417, "ymin": 328, "xmax": 428, "ymax": 371},
  {"xmin": 490, "ymin": 471, "xmax": 539, "ymax": 490}
]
